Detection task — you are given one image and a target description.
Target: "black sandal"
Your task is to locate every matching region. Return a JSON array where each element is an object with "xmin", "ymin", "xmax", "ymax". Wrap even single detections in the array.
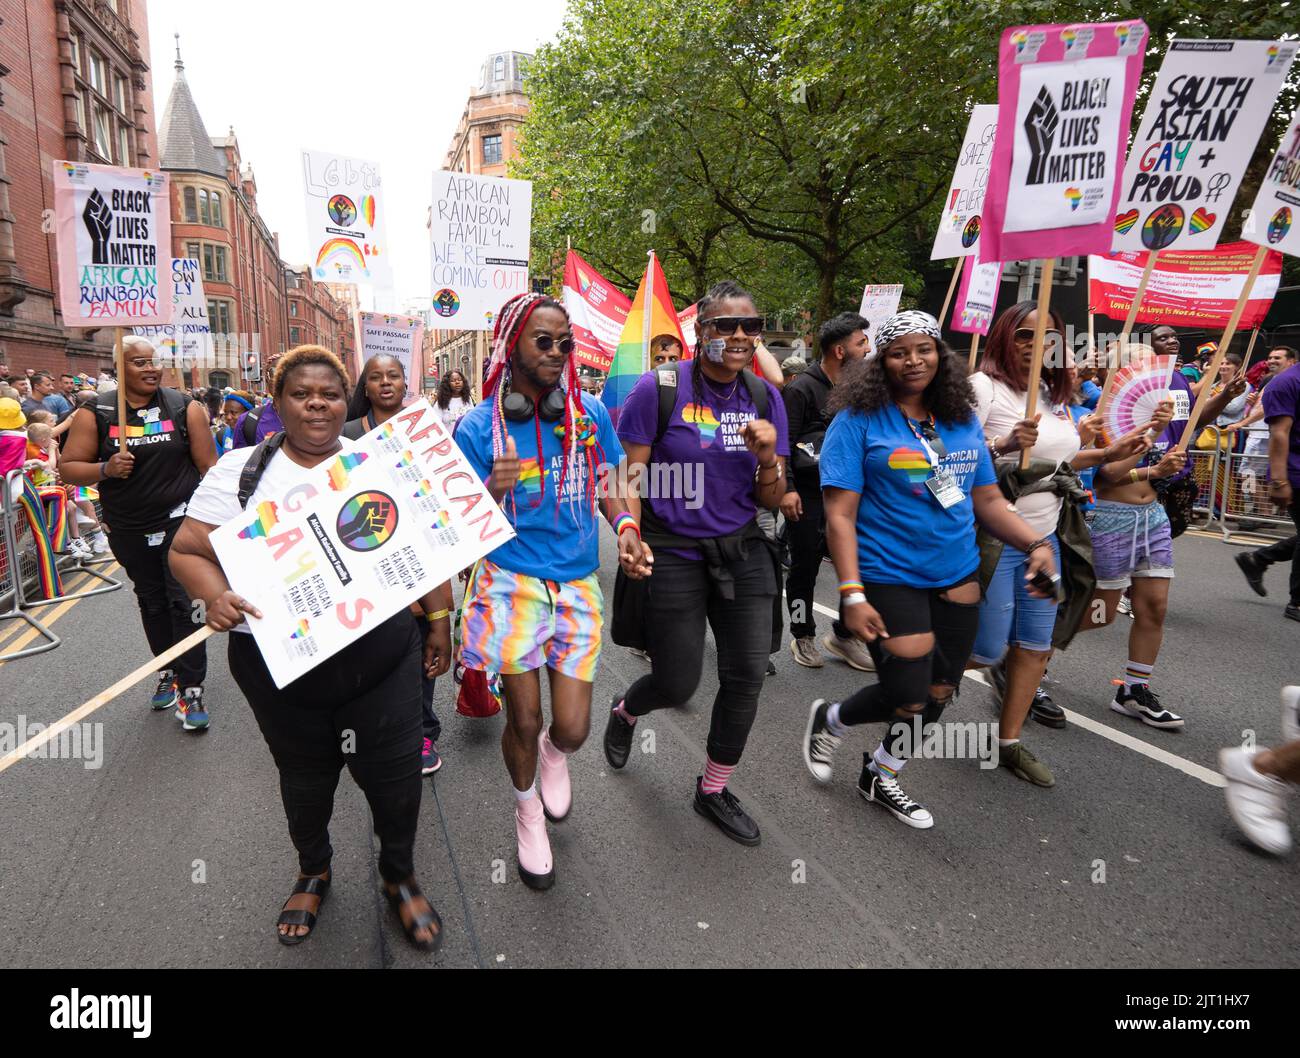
[
  {"xmin": 385, "ymin": 880, "xmax": 443, "ymax": 953},
  {"xmin": 276, "ymin": 873, "xmax": 330, "ymax": 946}
]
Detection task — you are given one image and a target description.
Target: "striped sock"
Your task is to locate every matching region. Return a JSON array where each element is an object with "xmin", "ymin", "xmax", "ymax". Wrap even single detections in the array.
[
  {"xmin": 1123, "ymin": 660, "xmax": 1154, "ymax": 692},
  {"xmin": 612, "ymin": 699, "xmax": 636, "ymax": 726},
  {"xmin": 700, "ymin": 756, "xmax": 735, "ymax": 794},
  {"xmin": 871, "ymin": 742, "xmax": 906, "ymax": 778}
]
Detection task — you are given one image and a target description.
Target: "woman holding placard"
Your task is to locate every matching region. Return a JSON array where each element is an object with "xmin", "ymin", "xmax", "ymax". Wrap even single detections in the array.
[{"xmin": 169, "ymin": 345, "xmax": 453, "ymax": 951}]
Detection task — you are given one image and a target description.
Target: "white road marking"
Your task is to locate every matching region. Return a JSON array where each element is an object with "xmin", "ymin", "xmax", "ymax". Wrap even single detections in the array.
[{"xmin": 811, "ymin": 601, "xmax": 1226, "ymax": 788}]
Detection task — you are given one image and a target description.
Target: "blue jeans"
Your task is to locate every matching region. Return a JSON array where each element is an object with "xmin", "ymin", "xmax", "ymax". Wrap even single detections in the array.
[{"xmin": 971, "ymin": 533, "xmax": 1061, "ymax": 663}]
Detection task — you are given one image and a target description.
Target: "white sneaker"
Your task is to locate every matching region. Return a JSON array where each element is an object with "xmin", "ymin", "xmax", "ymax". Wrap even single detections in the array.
[
  {"xmin": 1282, "ymin": 686, "xmax": 1300, "ymax": 745},
  {"xmin": 68, "ymin": 539, "xmax": 92, "ymax": 559},
  {"xmin": 1218, "ymin": 746, "xmax": 1292, "ymax": 856},
  {"xmin": 1117, "ymin": 595, "xmax": 1133, "ymax": 618},
  {"xmin": 89, "ymin": 531, "xmax": 109, "ymax": 555}
]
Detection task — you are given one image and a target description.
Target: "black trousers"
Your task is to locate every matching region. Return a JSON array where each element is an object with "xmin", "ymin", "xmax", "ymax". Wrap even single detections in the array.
[
  {"xmin": 784, "ymin": 485, "xmax": 848, "ymax": 640},
  {"xmin": 624, "ymin": 544, "xmax": 775, "ymax": 766},
  {"xmin": 109, "ymin": 518, "xmax": 206, "ymax": 688},
  {"xmin": 229, "ymin": 613, "xmax": 424, "ymax": 884},
  {"xmin": 1252, "ymin": 498, "xmax": 1300, "ymax": 606}
]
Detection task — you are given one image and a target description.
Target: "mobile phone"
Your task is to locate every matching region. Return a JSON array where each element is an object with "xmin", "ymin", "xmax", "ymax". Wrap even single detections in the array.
[{"xmin": 1029, "ymin": 569, "xmax": 1064, "ymax": 602}]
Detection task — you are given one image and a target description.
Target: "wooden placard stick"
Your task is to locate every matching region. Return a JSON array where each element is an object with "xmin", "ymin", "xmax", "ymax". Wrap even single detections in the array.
[
  {"xmin": 114, "ymin": 327, "xmax": 127, "ymax": 454},
  {"xmin": 968, "ymin": 331, "xmax": 981, "ymax": 373},
  {"xmin": 1174, "ymin": 246, "xmax": 1267, "ymax": 455},
  {"xmin": 939, "ymin": 263, "xmax": 963, "ymax": 328},
  {"xmin": 1117, "ymin": 250, "xmax": 1157, "ymax": 348},
  {"xmin": 1020, "ymin": 258, "xmax": 1056, "ymax": 470},
  {"xmin": 0, "ymin": 625, "xmax": 216, "ymax": 775}
]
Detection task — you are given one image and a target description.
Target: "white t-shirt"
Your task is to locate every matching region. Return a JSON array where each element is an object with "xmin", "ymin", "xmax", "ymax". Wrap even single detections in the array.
[
  {"xmin": 186, "ymin": 439, "xmax": 356, "ymax": 633},
  {"xmin": 970, "ymin": 372, "xmax": 1081, "ymax": 537},
  {"xmin": 435, "ymin": 397, "xmax": 472, "ymax": 431}
]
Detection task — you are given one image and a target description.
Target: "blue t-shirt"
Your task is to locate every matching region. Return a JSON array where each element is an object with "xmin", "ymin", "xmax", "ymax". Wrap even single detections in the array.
[
  {"xmin": 1079, "ymin": 380, "xmax": 1101, "ymax": 411},
  {"xmin": 1068, "ymin": 404, "xmax": 1096, "ymax": 511},
  {"xmin": 456, "ymin": 389, "xmax": 623, "ymax": 581},
  {"xmin": 819, "ymin": 403, "xmax": 996, "ymax": 588}
]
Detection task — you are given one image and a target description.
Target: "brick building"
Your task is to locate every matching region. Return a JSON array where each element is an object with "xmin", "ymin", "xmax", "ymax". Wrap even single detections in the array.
[
  {"xmin": 427, "ymin": 50, "xmax": 531, "ymax": 398},
  {"xmin": 156, "ymin": 44, "xmax": 287, "ymax": 389},
  {"xmin": 0, "ymin": 0, "xmax": 160, "ymax": 379},
  {"xmin": 285, "ymin": 265, "xmax": 353, "ymax": 373}
]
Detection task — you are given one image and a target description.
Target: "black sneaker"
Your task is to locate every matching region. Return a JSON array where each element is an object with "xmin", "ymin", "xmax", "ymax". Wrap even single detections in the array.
[
  {"xmin": 692, "ymin": 778, "xmax": 760, "ymax": 846},
  {"xmin": 1110, "ymin": 684, "xmax": 1184, "ymax": 730},
  {"xmin": 1029, "ymin": 685, "xmax": 1067, "ymax": 729},
  {"xmin": 1286, "ymin": 605, "xmax": 1300, "ymax": 623},
  {"xmin": 857, "ymin": 762, "xmax": 933, "ymax": 829},
  {"xmin": 1234, "ymin": 552, "xmax": 1267, "ymax": 597},
  {"xmin": 765, "ymin": 658, "xmax": 777, "ymax": 677},
  {"xmin": 802, "ymin": 699, "xmax": 841, "ymax": 784},
  {"xmin": 603, "ymin": 696, "xmax": 635, "ymax": 769}
]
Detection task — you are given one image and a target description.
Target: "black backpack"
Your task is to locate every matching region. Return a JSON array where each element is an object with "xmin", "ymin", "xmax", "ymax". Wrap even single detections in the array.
[
  {"xmin": 237, "ymin": 431, "xmax": 288, "ymax": 509},
  {"xmin": 93, "ymin": 386, "xmax": 190, "ymax": 451},
  {"xmin": 652, "ymin": 365, "xmax": 768, "ymax": 445},
  {"xmin": 241, "ymin": 404, "xmax": 269, "ymax": 446}
]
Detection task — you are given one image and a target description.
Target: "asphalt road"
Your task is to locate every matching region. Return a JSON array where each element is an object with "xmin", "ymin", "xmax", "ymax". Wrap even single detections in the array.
[{"xmin": 1, "ymin": 527, "xmax": 1297, "ymax": 969}]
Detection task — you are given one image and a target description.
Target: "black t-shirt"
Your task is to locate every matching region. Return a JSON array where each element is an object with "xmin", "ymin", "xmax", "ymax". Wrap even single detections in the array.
[{"xmin": 93, "ymin": 388, "xmax": 200, "ymax": 534}]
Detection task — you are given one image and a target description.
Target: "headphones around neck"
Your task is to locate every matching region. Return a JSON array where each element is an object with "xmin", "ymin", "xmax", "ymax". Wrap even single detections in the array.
[{"xmin": 502, "ymin": 386, "xmax": 566, "ymax": 423}]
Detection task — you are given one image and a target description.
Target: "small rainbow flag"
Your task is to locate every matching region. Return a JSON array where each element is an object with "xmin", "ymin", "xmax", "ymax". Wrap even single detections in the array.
[
  {"xmin": 326, "ymin": 451, "xmax": 368, "ymax": 491},
  {"xmin": 238, "ymin": 500, "xmax": 280, "ymax": 541},
  {"xmin": 601, "ymin": 251, "xmax": 686, "ymax": 428}
]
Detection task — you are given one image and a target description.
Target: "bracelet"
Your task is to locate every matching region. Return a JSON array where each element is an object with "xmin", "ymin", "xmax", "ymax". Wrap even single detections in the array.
[
  {"xmin": 1025, "ymin": 538, "xmax": 1052, "ymax": 555},
  {"xmin": 755, "ymin": 460, "xmax": 784, "ymax": 483},
  {"xmin": 612, "ymin": 512, "xmax": 639, "ymax": 537},
  {"xmin": 838, "ymin": 581, "xmax": 865, "ymax": 595},
  {"xmin": 841, "ymin": 592, "xmax": 868, "ymax": 607},
  {"xmin": 1128, "ymin": 468, "xmax": 1140, "ymax": 484},
  {"xmin": 424, "ymin": 609, "xmax": 451, "ymax": 622},
  {"xmin": 98, "ymin": 461, "xmax": 108, "ymax": 481}
]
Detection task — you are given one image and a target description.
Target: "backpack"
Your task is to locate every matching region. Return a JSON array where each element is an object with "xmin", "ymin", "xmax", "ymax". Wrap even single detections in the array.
[
  {"xmin": 652, "ymin": 365, "xmax": 768, "ymax": 445},
  {"xmin": 237, "ymin": 431, "xmax": 288, "ymax": 509},
  {"xmin": 241, "ymin": 404, "xmax": 267, "ymax": 446},
  {"xmin": 93, "ymin": 386, "xmax": 190, "ymax": 452}
]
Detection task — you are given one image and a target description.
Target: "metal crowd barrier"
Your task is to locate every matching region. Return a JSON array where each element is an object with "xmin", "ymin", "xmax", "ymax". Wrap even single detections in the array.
[
  {"xmin": 1, "ymin": 472, "xmax": 59, "ymax": 659},
  {"xmin": 1212, "ymin": 448, "xmax": 1296, "ymax": 541}
]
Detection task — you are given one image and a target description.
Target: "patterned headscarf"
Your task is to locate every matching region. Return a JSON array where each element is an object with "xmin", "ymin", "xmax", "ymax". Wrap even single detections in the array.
[{"xmin": 872, "ymin": 310, "xmax": 942, "ymax": 354}]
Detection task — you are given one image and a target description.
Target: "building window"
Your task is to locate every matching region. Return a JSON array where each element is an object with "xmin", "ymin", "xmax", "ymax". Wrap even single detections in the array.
[
  {"xmin": 482, "ymin": 134, "xmax": 502, "ymax": 166},
  {"xmin": 92, "ymin": 105, "xmax": 112, "ymax": 159},
  {"xmin": 207, "ymin": 299, "xmax": 233, "ymax": 334},
  {"xmin": 494, "ymin": 55, "xmax": 505, "ymax": 82},
  {"xmin": 208, "ymin": 191, "xmax": 223, "ymax": 228},
  {"xmin": 113, "ymin": 73, "xmax": 128, "ymax": 114},
  {"xmin": 185, "ymin": 241, "xmax": 200, "ymax": 262},
  {"xmin": 198, "ymin": 189, "xmax": 209, "ymax": 224},
  {"xmin": 209, "ymin": 371, "xmax": 231, "ymax": 390},
  {"xmin": 201, "ymin": 244, "xmax": 228, "ymax": 283},
  {"xmin": 69, "ymin": 33, "xmax": 81, "ymax": 73},
  {"xmin": 89, "ymin": 51, "xmax": 107, "ymax": 95},
  {"xmin": 184, "ymin": 187, "xmax": 198, "ymax": 223},
  {"xmin": 74, "ymin": 94, "xmax": 86, "ymax": 134},
  {"xmin": 117, "ymin": 122, "xmax": 131, "ymax": 165},
  {"xmin": 289, "ymin": 302, "xmax": 298, "ymax": 317},
  {"xmin": 290, "ymin": 326, "xmax": 301, "ymax": 345}
]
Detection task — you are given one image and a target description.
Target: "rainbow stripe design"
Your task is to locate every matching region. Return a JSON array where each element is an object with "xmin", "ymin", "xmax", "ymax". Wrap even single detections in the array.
[
  {"xmin": 314, "ymin": 237, "xmax": 367, "ymax": 277},
  {"xmin": 75, "ymin": 486, "xmax": 99, "ymax": 502},
  {"xmin": 888, "ymin": 447, "xmax": 931, "ymax": 485},
  {"xmin": 431, "ymin": 510, "xmax": 451, "ymax": 530},
  {"xmin": 601, "ymin": 252, "xmax": 687, "ymax": 426},
  {"xmin": 1114, "ymin": 209, "xmax": 1139, "ymax": 235},
  {"xmin": 289, "ymin": 619, "xmax": 310, "ymax": 640},
  {"xmin": 517, "ymin": 457, "xmax": 544, "ymax": 499},
  {"xmin": 237, "ymin": 500, "xmax": 280, "ymax": 541},
  {"xmin": 1064, "ymin": 186, "xmax": 1082, "ymax": 211},
  {"xmin": 108, "ymin": 419, "xmax": 175, "ymax": 439},
  {"xmin": 360, "ymin": 195, "xmax": 377, "ymax": 226},
  {"xmin": 414, "ymin": 479, "xmax": 435, "ymax": 498},
  {"xmin": 394, "ymin": 449, "xmax": 416, "ymax": 470},
  {"xmin": 15, "ymin": 476, "xmax": 63, "ymax": 599},
  {"xmin": 682, "ymin": 403, "xmax": 721, "ymax": 447},
  {"xmin": 1189, "ymin": 207, "xmax": 1215, "ymax": 234},
  {"xmin": 326, "ymin": 451, "xmax": 368, "ymax": 491},
  {"xmin": 1011, "ymin": 29, "xmax": 1029, "ymax": 52},
  {"xmin": 1267, "ymin": 44, "xmax": 1280, "ymax": 65},
  {"xmin": 1061, "ymin": 28, "xmax": 1077, "ymax": 48},
  {"xmin": 376, "ymin": 421, "xmax": 395, "ymax": 440}
]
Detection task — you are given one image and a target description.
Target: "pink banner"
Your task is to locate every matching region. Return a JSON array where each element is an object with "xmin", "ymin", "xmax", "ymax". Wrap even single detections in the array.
[
  {"xmin": 982, "ymin": 21, "xmax": 1146, "ymax": 263},
  {"xmin": 52, "ymin": 161, "xmax": 173, "ymax": 327},
  {"xmin": 950, "ymin": 255, "xmax": 1004, "ymax": 335},
  {"xmin": 562, "ymin": 251, "xmax": 631, "ymax": 371}
]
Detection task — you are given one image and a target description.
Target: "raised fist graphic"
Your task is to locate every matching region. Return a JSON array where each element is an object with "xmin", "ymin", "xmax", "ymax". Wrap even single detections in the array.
[
  {"xmin": 1024, "ymin": 87, "xmax": 1059, "ymax": 186},
  {"xmin": 83, "ymin": 188, "xmax": 112, "ymax": 264}
]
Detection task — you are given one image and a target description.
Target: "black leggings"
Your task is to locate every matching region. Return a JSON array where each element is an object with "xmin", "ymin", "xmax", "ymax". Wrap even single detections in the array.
[
  {"xmin": 228, "ymin": 613, "xmax": 424, "ymax": 884},
  {"xmin": 109, "ymin": 518, "xmax": 206, "ymax": 688},
  {"xmin": 623, "ymin": 544, "xmax": 776, "ymax": 766},
  {"xmin": 838, "ymin": 577, "xmax": 980, "ymax": 756}
]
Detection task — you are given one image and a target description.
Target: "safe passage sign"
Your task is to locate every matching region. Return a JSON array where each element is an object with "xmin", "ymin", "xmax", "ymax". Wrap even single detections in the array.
[{"xmin": 210, "ymin": 401, "xmax": 514, "ymax": 688}]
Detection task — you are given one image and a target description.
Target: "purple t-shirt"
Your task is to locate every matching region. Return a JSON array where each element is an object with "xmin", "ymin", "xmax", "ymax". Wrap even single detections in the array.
[
  {"xmin": 617, "ymin": 361, "xmax": 789, "ymax": 549},
  {"xmin": 1262, "ymin": 362, "xmax": 1300, "ymax": 487},
  {"xmin": 1143, "ymin": 369, "xmax": 1193, "ymax": 482},
  {"xmin": 231, "ymin": 402, "xmax": 283, "ymax": 448}
]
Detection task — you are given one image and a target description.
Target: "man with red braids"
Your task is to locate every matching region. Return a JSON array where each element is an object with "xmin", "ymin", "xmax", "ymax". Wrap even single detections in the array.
[{"xmin": 455, "ymin": 293, "xmax": 652, "ymax": 890}]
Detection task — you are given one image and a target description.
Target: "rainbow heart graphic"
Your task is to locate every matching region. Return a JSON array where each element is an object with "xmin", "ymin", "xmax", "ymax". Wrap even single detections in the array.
[
  {"xmin": 1189, "ymin": 208, "xmax": 1215, "ymax": 234},
  {"xmin": 1061, "ymin": 28, "xmax": 1077, "ymax": 49},
  {"xmin": 1114, "ymin": 210, "xmax": 1139, "ymax": 235},
  {"xmin": 1011, "ymin": 30, "xmax": 1028, "ymax": 53},
  {"xmin": 1064, "ymin": 187, "xmax": 1083, "ymax": 211}
]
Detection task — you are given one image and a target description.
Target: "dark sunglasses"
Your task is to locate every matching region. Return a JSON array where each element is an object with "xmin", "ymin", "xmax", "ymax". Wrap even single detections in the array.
[
  {"xmin": 918, "ymin": 420, "xmax": 947, "ymax": 459},
  {"xmin": 534, "ymin": 334, "xmax": 576, "ymax": 355},
  {"xmin": 702, "ymin": 316, "xmax": 765, "ymax": 337},
  {"xmin": 1014, "ymin": 327, "xmax": 1063, "ymax": 344}
]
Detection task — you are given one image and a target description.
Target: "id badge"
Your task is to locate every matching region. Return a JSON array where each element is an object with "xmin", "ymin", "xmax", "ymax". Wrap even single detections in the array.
[{"xmin": 925, "ymin": 469, "xmax": 964, "ymax": 509}]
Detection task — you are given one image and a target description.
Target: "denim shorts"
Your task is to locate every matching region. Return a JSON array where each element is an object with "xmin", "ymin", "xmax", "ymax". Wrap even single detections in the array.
[{"xmin": 970, "ymin": 533, "xmax": 1061, "ymax": 662}]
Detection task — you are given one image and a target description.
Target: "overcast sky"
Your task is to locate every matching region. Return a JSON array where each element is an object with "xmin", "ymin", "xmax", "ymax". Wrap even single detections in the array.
[{"xmin": 145, "ymin": 0, "xmax": 567, "ymax": 310}]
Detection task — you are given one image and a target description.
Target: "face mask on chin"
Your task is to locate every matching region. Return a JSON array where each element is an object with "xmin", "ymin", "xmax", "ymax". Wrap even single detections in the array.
[{"xmin": 704, "ymin": 338, "xmax": 727, "ymax": 363}]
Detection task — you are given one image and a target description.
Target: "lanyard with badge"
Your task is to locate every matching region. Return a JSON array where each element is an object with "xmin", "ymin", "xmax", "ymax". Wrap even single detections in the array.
[{"xmin": 900, "ymin": 409, "xmax": 963, "ymax": 509}]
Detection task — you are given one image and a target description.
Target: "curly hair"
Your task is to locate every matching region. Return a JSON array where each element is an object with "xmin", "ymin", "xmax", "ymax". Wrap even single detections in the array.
[
  {"xmin": 273, "ymin": 344, "xmax": 350, "ymax": 401},
  {"xmin": 828, "ymin": 337, "xmax": 977, "ymax": 425},
  {"xmin": 436, "ymin": 369, "xmax": 473, "ymax": 410}
]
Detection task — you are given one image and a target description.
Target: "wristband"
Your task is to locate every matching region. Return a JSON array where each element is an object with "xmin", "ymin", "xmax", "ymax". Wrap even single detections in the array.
[
  {"xmin": 1025, "ymin": 538, "xmax": 1052, "ymax": 555},
  {"xmin": 612, "ymin": 512, "xmax": 639, "ymax": 537},
  {"xmin": 98, "ymin": 461, "xmax": 108, "ymax": 481},
  {"xmin": 838, "ymin": 581, "xmax": 865, "ymax": 595},
  {"xmin": 424, "ymin": 609, "xmax": 450, "ymax": 622},
  {"xmin": 841, "ymin": 592, "xmax": 868, "ymax": 607}
]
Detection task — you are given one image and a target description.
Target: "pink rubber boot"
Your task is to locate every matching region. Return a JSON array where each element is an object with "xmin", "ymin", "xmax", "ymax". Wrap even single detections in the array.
[
  {"xmin": 514, "ymin": 793, "xmax": 555, "ymax": 890},
  {"xmin": 537, "ymin": 727, "xmax": 572, "ymax": 822}
]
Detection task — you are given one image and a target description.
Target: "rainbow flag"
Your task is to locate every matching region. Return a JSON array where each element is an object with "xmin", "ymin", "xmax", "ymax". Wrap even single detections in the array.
[{"xmin": 600, "ymin": 251, "xmax": 685, "ymax": 427}]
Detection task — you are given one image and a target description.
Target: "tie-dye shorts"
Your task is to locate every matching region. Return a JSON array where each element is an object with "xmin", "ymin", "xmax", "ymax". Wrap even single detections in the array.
[
  {"xmin": 1090, "ymin": 499, "xmax": 1175, "ymax": 590},
  {"xmin": 459, "ymin": 558, "xmax": 604, "ymax": 683}
]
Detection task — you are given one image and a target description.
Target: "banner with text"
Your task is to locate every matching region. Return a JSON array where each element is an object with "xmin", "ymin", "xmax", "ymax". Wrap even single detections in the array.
[
  {"xmin": 359, "ymin": 312, "xmax": 425, "ymax": 392},
  {"xmin": 133, "ymin": 258, "xmax": 210, "ymax": 368},
  {"xmin": 859, "ymin": 284, "xmax": 904, "ymax": 350},
  {"xmin": 1113, "ymin": 39, "xmax": 1297, "ymax": 253},
  {"xmin": 52, "ymin": 161, "xmax": 172, "ymax": 327},
  {"xmin": 302, "ymin": 150, "xmax": 392, "ymax": 287},
  {"xmin": 982, "ymin": 20, "xmax": 1146, "ymax": 262},
  {"xmin": 562, "ymin": 250, "xmax": 631, "ymax": 370},
  {"xmin": 932, "ymin": 104, "xmax": 999, "ymax": 260},
  {"xmin": 210, "ymin": 400, "xmax": 514, "ymax": 688},
  {"xmin": 1088, "ymin": 241, "xmax": 1282, "ymax": 328},
  {"xmin": 429, "ymin": 171, "xmax": 532, "ymax": 331},
  {"xmin": 1243, "ymin": 108, "xmax": 1300, "ymax": 259}
]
